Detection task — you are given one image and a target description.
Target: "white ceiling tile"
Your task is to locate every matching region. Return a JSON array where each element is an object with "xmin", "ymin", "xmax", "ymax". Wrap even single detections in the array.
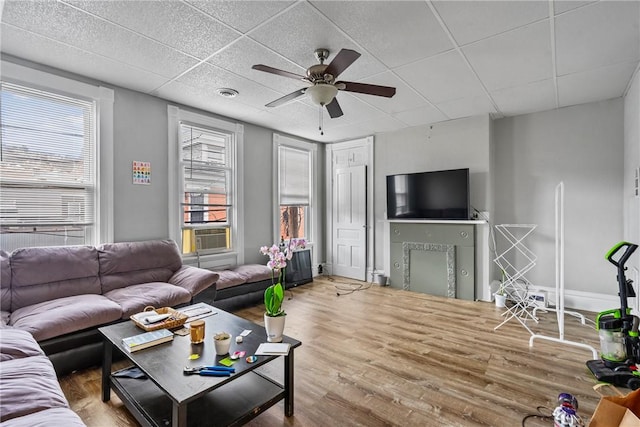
[
  {"xmin": 558, "ymin": 61, "xmax": 638, "ymax": 107},
  {"xmin": 248, "ymin": 2, "xmax": 386, "ymax": 82},
  {"xmin": 1, "ymin": 24, "xmax": 169, "ymax": 93},
  {"xmin": 463, "ymin": 20, "xmax": 552, "ymax": 91},
  {"xmin": 155, "ymin": 79, "xmax": 265, "ymax": 123},
  {"xmin": 1, "ymin": 0, "xmax": 199, "ymax": 78},
  {"xmin": 395, "ymin": 50, "xmax": 485, "ymax": 104},
  {"xmin": 311, "ymin": 1, "xmax": 452, "ymax": 68},
  {"xmin": 67, "ymin": 0, "xmax": 240, "ymax": 60},
  {"xmin": 174, "ymin": 63, "xmax": 284, "ymax": 108},
  {"xmin": 186, "ymin": 0, "xmax": 294, "ymax": 34},
  {"xmin": 436, "ymin": 94, "xmax": 496, "ymax": 119},
  {"xmin": 490, "ymin": 79, "xmax": 557, "ymax": 116},
  {"xmin": 393, "ymin": 105, "xmax": 449, "ymax": 127},
  {"xmin": 432, "ymin": 1, "xmax": 549, "ymax": 46},
  {"xmin": 208, "ymin": 38, "xmax": 308, "ymax": 97},
  {"xmin": 555, "ymin": 1, "xmax": 640, "ymax": 76},
  {"xmin": 553, "ymin": 1, "xmax": 596, "ymax": 15},
  {"xmin": 345, "ymin": 72, "xmax": 426, "ymax": 114}
]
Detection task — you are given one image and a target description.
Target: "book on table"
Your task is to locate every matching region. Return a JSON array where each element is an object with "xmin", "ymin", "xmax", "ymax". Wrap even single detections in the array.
[
  {"xmin": 122, "ymin": 328, "xmax": 174, "ymax": 353},
  {"xmin": 255, "ymin": 342, "xmax": 291, "ymax": 355}
]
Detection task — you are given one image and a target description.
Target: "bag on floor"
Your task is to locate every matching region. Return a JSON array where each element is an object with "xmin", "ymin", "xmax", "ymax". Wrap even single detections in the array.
[{"xmin": 589, "ymin": 384, "xmax": 640, "ymax": 427}]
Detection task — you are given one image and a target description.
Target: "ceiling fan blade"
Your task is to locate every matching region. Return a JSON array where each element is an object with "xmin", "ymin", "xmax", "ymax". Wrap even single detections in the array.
[
  {"xmin": 325, "ymin": 97, "xmax": 343, "ymax": 118},
  {"xmin": 337, "ymin": 81, "xmax": 396, "ymax": 98},
  {"xmin": 265, "ymin": 88, "xmax": 307, "ymax": 107},
  {"xmin": 324, "ymin": 49, "xmax": 361, "ymax": 79},
  {"xmin": 252, "ymin": 64, "xmax": 306, "ymax": 81}
]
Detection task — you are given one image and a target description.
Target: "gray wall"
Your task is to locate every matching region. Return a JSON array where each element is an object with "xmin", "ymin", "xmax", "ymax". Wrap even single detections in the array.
[
  {"xmin": 374, "ymin": 115, "xmax": 492, "ymax": 272},
  {"xmin": 493, "ymin": 98, "xmax": 625, "ymax": 295},
  {"xmin": 624, "ymin": 70, "xmax": 640, "ymax": 281}
]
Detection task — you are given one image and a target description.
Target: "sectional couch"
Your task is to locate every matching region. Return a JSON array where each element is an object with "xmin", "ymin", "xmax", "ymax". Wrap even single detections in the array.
[{"xmin": 0, "ymin": 239, "xmax": 219, "ymax": 376}]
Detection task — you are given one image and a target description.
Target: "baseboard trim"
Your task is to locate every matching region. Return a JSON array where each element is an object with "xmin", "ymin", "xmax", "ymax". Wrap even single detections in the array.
[{"xmin": 531, "ymin": 285, "xmax": 632, "ymax": 314}]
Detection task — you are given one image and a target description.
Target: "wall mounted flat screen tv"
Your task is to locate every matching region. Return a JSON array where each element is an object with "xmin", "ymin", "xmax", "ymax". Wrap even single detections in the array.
[{"xmin": 386, "ymin": 168, "xmax": 470, "ymax": 220}]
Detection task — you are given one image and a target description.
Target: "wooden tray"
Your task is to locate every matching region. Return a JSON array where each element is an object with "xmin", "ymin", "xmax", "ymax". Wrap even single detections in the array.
[{"xmin": 130, "ymin": 306, "xmax": 188, "ymax": 331}]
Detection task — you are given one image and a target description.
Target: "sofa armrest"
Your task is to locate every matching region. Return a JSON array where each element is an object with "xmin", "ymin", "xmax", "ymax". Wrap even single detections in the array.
[{"xmin": 169, "ymin": 266, "xmax": 219, "ymax": 297}]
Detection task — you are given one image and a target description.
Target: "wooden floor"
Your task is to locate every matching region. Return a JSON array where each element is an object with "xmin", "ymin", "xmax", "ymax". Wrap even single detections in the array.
[{"xmin": 60, "ymin": 277, "xmax": 605, "ymax": 427}]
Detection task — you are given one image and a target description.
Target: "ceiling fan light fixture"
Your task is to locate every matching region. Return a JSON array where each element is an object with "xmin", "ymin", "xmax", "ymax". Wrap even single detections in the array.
[
  {"xmin": 216, "ymin": 88, "xmax": 239, "ymax": 98},
  {"xmin": 307, "ymin": 84, "xmax": 338, "ymax": 106}
]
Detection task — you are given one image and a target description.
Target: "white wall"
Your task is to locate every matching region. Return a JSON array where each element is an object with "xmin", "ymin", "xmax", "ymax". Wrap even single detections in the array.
[
  {"xmin": 493, "ymin": 99, "xmax": 625, "ymax": 299},
  {"xmin": 624, "ymin": 70, "xmax": 640, "ymax": 291}
]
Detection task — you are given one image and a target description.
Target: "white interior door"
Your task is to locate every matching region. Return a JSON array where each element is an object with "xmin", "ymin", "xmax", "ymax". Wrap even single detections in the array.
[{"xmin": 332, "ymin": 165, "xmax": 366, "ymax": 280}]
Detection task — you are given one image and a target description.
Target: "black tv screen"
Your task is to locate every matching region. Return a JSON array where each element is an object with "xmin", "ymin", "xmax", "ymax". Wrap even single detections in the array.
[{"xmin": 386, "ymin": 168, "xmax": 470, "ymax": 220}]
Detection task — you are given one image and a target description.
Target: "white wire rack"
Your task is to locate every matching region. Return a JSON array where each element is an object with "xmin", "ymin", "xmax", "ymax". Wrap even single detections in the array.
[{"xmin": 493, "ymin": 224, "xmax": 539, "ymax": 333}]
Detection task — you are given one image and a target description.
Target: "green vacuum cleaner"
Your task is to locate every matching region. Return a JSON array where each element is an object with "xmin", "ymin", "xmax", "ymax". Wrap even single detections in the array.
[{"xmin": 586, "ymin": 241, "xmax": 640, "ymax": 389}]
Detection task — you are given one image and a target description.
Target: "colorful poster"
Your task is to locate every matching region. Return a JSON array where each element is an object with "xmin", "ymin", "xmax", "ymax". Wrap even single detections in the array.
[{"xmin": 133, "ymin": 161, "xmax": 151, "ymax": 185}]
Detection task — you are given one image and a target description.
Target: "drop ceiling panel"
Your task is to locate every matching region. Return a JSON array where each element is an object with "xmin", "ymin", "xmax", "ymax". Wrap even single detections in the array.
[
  {"xmin": 432, "ymin": 0, "xmax": 549, "ymax": 46},
  {"xmin": 558, "ymin": 61, "xmax": 639, "ymax": 107},
  {"xmin": 185, "ymin": 0, "xmax": 295, "ymax": 34},
  {"xmin": 393, "ymin": 105, "xmax": 448, "ymax": 127},
  {"xmin": 396, "ymin": 50, "xmax": 486, "ymax": 104},
  {"xmin": 67, "ymin": 0, "xmax": 240, "ymax": 60},
  {"xmin": 555, "ymin": 1, "xmax": 640, "ymax": 76},
  {"xmin": 436, "ymin": 94, "xmax": 496, "ymax": 119},
  {"xmin": 347, "ymin": 72, "xmax": 426, "ymax": 114},
  {"xmin": 208, "ymin": 38, "xmax": 307, "ymax": 97},
  {"xmin": 463, "ymin": 20, "xmax": 552, "ymax": 91},
  {"xmin": 1, "ymin": 24, "xmax": 168, "ymax": 93},
  {"xmin": 490, "ymin": 79, "xmax": 557, "ymax": 116},
  {"xmin": 2, "ymin": 0, "xmax": 199, "ymax": 79},
  {"xmin": 248, "ymin": 2, "xmax": 386, "ymax": 82},
  {"xmin": 175, "ymin": 63, "xmax": 284, "ymax": 108},
  {"xmin": 155, "ymin": 79, "xmax": 265, "ymax": 123},
  {"xmin": 311, "ymin": 1, "xmax": 452, "ymax": 68}
]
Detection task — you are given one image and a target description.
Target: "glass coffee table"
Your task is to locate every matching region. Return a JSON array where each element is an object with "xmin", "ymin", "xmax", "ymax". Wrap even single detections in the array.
[{"xmin": 99, "ymin": 307, "xmax": 301, "ymax": 427}]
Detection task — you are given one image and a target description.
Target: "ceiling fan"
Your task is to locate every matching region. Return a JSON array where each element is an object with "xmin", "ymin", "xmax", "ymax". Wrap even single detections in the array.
[{"xmin": 252, "ymin": 48, "xmax": 396, "ymax": 127}]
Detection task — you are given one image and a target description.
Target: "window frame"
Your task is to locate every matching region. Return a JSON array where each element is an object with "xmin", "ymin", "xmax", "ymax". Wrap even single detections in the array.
[
  {"xmin": 272, "ymin": 133, "xmax": 318, "ymax": 247},
  {"xmin": 0, "ymin": 60, "xmax": 114, "ymax": 247},
  {"xmin": 168, "ymin": 106, "xmax": 244, "ymax": 265}
]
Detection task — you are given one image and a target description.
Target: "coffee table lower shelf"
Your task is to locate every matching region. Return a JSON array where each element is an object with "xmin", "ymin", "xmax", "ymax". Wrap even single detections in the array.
[{"xmin": 111, "ymin": 371, "xmax": 286, "ymax": 427}]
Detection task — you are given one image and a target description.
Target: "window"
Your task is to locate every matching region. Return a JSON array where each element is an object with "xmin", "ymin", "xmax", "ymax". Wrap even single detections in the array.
[
  {"xmin": 274, "ymin": 134, "xmax": 317, "ymax": 244},
  {"xmin": 0, "ymin": 82, "xmax": 97, "ymax": 251},
  {"xmin": 168, "ymin": 106, "xmax": 243, "ymax": 261},
  {"xmin": 180, "ymin": 123, "xmax": 232, "ymax": 254}
]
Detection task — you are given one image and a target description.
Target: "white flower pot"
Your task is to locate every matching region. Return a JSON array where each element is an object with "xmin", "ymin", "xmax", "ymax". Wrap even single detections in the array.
[
  {"xmin": 494, "ymin": 293, "xmax": 507, "ymax": 308},
  {"xmin": 264, "ymin": 313, "xmax": 286, "ymax": 343}
]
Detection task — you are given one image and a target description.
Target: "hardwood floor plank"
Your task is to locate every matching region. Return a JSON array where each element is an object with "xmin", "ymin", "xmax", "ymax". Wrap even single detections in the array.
[{"xmin": 59, "ymin": 277, "xmax": 606, "ymax": 426}]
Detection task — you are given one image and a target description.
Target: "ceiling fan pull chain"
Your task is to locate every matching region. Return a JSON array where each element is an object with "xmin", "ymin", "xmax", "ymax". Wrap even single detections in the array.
[{"xmin": 319, "ymin": 106, "xmax": 324, "ymax": 136}]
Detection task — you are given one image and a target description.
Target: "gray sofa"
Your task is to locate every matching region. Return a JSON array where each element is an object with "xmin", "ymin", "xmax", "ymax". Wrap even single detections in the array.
[
  {"xmin": 0, "ymin": 328, "xmax": 86, "ymax": 426},
  {"xmin": 0, "ymin": 239, "xmax": 219, "ymax": 376}
]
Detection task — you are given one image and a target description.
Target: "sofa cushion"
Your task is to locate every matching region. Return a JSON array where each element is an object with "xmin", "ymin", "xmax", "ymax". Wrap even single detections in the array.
[
  {"xmin": 169, "ymin": 265, "xmax": 219, "ymax": 297},
  {"xmin": 10, "ymin": 246, "xmax": 101, "ymax": 311},
  {"xmin": 215, "ymin": 270, "xmax": 246, "ymax": 291},
  {"xmin": 233, "ymin": 264, "xmax": 274, "ymax": 283},
  {"xmin": 104, "ymin": 282, "xmax": 192, "ymax": 318},
  {"xmin": 98, "ymin": 240, "xmax": 183, "ymax": 293},
  {"xmin": 0, "ymin": 328, "xmax": 44, "ymax": 362},
  {"xmin": 9, "ymin": 294, "xmax": 123, "ymax": 342},
  {"xmin": 1, "ymin": 250, "xmax": 11, "ymax": 312},
  {"xmin": 0, "ymin": 355, "xmax": 70, "ymax": 422},
  {"xmin": 0, "ymin": 407, "xmax": 86, "ymax": 427}
]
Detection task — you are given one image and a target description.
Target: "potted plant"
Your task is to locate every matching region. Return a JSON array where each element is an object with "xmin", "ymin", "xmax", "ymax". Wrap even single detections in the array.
[
  {"xmin": 260, "ymin": 238, "xmax": 306, "ymax": 342},
  {"xmin": 494, "ymin": 269, "xmax": 508, "ymax": 308}
]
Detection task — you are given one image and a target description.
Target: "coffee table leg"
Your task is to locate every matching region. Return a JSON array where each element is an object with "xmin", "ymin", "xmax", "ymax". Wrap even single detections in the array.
[
  {"xmin": 101, "ymin": 340, "xmax": 113, "ymax": 402},
  {"xmin": 173, "ymin": 402, "xmax": 187, "ymax": 427},
  {"xmin": 284, "ymin": 350, "xmax": 294, "ymax": 416}
]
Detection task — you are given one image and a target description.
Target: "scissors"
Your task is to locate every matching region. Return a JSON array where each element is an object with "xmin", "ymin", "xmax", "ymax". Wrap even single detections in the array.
[{"xmin": 183, "ymin": 365, "xmax": 235, "ymax": 376}]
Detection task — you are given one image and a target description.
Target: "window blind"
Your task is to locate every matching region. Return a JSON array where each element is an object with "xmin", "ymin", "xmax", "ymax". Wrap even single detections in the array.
[
  {"xmin": 279, "ymin": 145, "xmax": 310, "ymax": 206},
  {"xmin": 0, "ymin": 82, "xmax": 95, "ymax": 231}
]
